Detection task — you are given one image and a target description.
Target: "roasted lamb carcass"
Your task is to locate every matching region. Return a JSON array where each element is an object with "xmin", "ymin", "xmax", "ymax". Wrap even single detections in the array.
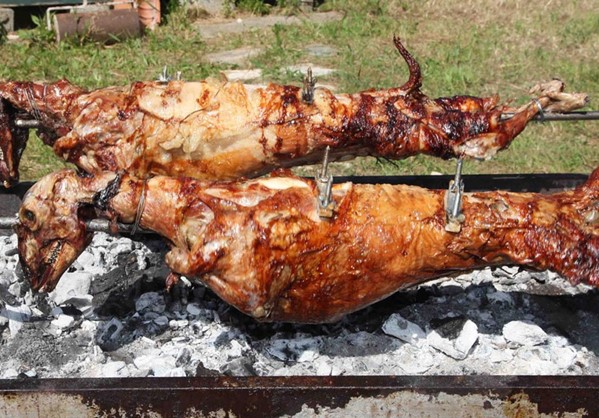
[
  {"xmin": 16, "ymin": 168, "xmax": 599, "ymax": 323},
  {"xmin": 0, "ymin": 38, "xmax": 588, "ymax": 188}
]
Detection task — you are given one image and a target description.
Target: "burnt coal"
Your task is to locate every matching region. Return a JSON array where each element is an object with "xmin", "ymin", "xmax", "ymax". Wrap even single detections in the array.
[{"xmin": 2, "ymin": 232, "xmax": 599, "ymax": 378}]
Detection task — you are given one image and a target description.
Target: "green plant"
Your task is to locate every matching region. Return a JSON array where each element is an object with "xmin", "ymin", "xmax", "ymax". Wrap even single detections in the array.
[
  {"xmin": 27, "ymin": 14, "xmax": 56, "ymax": 45},
  {"xmin": 236, "ymin": 0, "xmax": 272, "ymax": 15}
]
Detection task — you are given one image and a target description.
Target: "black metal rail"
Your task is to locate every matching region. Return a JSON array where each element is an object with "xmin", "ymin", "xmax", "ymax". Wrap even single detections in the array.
[{"xmin": 0, "ymin": 376, "xmax": 598, "ymax": 417}]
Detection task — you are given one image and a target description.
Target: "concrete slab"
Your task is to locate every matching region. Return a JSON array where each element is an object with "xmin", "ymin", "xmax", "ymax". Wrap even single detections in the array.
[
  {"xmin": 0, "ymin": 8, "xmax": 14, "ymax": 34},
  {"xmin": 184, "ymin": 0, "xmax": 225, "ymax": 16},
  {"xmin": 205, "ymin": 46, "xmax": 263, "ymax": 65},
  {"xmin": 197, "ymin": 11, "xmax": 342, "ymax": 39},
  {"xmin": 304, "ymin": 43, "xmax": 338, "ymax": 57},
  {"xmin": 222, "ymin": 69, "xmax": 262, "ymax": 82},
  {"xmin": 284, "ymin": 64, "xmax": 335, "ymax": 77}
]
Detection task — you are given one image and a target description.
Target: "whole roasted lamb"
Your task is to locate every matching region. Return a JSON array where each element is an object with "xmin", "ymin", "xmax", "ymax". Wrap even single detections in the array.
[
  {"xmin": 15, "ymin": 167, "xmax": 598, "ymax": 323},
  {"xmin": 0, "ymin": 38, "xmax": 587, "ymax": 187}
]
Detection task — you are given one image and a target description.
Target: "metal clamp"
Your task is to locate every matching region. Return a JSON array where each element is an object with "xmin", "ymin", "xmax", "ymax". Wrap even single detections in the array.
[
  {"xmin": 157, "ymin": 66, "xmax": 171, "ymax": 84},
  {"xmin": 445, "ymin": 158, "xmax": 465, "ymax": 233},
  {"xmin": 302, "ymin": 67, "xmax": 315, "ymax": 105},
  {"xmin": 131, "ymin": 179, "xmax": 148, "ymax": 235},
  {"xmin": 533, "ymin": 99, "xmax": 545, "ymax": 122},
  {"xmin": 315, "ymin": 145, "xmax": 335, "ymax": 218}
]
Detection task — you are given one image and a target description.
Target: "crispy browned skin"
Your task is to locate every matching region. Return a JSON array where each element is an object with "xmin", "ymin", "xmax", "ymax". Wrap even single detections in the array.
[
  {"xmin": 0, "ymin": 39, "xmax": 574, "ymax": 187},
  {"xmin": 16, "ymin": 168, "xmax": 599, "ymax": 323}
]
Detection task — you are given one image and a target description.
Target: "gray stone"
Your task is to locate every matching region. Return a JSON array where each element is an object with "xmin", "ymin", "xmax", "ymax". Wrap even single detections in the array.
[
  {"xmin": 0, "ymin": 8, "xmax": 14, "ymax": 34},
  {"xmin": 503, "ymin": 321, "xmax": 547, "ymax": 346},
  {"xmin": 382, "ymin": 313, "xmax": 425, "ymax": 346},
  {"xmin": 205, "ymin": 47, "xmax": 262, "ymax": 65}
]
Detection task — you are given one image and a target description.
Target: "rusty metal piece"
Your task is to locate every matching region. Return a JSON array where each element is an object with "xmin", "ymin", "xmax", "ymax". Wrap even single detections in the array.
[
  {"xmin": 0, "ymin": 376, "xmax": 597, "ymax": 417},
  {"xmin": 53, "ymin": 9, "xmax": 141, "ymax": 44}
]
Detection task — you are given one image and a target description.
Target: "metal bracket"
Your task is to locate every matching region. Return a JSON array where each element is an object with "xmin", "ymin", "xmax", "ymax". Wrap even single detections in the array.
[
  {"xmin": 302, "ymin": 67, "xmax": 316, "ymax": 105},
  {"xmin": 315, "ymin": 145, "xmax": 335, "ymax": 218},
  {"xmin": 533, "ymin": 99, "xmax": 545, "ymax": 122},
  {"xmin": 157, "ymin": 66, "xmax": 171, "ymax": 84},
  {"xmin": 445, "ymin": 158, "xmax": 465, "ymax": 233}
]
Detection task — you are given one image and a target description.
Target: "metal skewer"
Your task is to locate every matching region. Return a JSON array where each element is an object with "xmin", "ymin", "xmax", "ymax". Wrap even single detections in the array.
[
  {"xmin": 0, "ymin": 217, "xmax": 151, "ymax": 234},
  {"xmin": 13, "ymin": 111, "xmax": 599, "ymax": 129},
  {"xmin": 500, "ymin": 110, "xmax": 599, "ymax": 122}
]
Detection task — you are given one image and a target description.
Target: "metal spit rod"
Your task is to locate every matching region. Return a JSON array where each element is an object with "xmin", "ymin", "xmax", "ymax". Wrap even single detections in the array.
[
  {"xmin": 0, "ymin": 217, "xmax": 150, "ymax": 234},
  {"xmin": 13, "ymin": 111, "xmax": 599, "ymax": 128},
  {"xmin": 500, "ymin": 110, "xmax": 599, "ymax": 122}
]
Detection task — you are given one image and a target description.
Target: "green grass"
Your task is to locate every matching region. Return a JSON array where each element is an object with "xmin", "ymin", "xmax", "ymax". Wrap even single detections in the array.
[{"xmin": 1, "ymin": 0, "xmax": 598, "ymax": 180}]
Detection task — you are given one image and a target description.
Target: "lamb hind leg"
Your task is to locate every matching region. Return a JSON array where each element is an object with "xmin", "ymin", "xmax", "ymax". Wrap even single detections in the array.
[{"xmin": 0, "ymin": 98, "xmax": 29, "ymax": 187}]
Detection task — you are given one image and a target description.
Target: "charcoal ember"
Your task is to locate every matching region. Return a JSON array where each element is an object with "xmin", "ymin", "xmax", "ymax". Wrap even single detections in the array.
[
  {"xmin": 221, "ymin": 356, "xmax": 256, "ymax": 376},
  {"xmin": 49, "ymin": 272, "xmax": 92, "ymax": 306},
  {"xmin": 382, "ymin": 313, "xmax": 426, "ymax": 346},
  {"xmin": 50, "ymin": 314, "xmax": 75, "ymax": 332},
  {"xmin": 195, "ymin": 360, "xmax": 220, "ymax": 377},
  {"xmin": 102, "ymin": 361, "xmax": 130, "ymax": 377},
  {"xmin": 91, "ymin": 249, "xmax": 170, "ymax": 317},
  {"xmin": 97, "ymin": 318, "xmax": 125, "ymax": 351},
  {"xmin": 503, "ymin": 320, "xmax": 548, "ymax": 346},
  {"xmin": 135, "ymin": 292, "xmax": 166, "ymax": 314},
  {"xmin": 1, "ymin": 226, "xmax": 599, "ymax": 378},
  {"xmin": 0, "ymin": 324, "xmax": 83, "ymax": 370},
  {"xmin": 427, "ymin": 317, "xmax": 479, "ymax": 360}
]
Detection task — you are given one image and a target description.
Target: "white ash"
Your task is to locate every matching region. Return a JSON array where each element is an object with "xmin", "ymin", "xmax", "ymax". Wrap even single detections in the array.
[{"xmin": 1, "ymin": 232, "xmax": 599, "ymax": 379}]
